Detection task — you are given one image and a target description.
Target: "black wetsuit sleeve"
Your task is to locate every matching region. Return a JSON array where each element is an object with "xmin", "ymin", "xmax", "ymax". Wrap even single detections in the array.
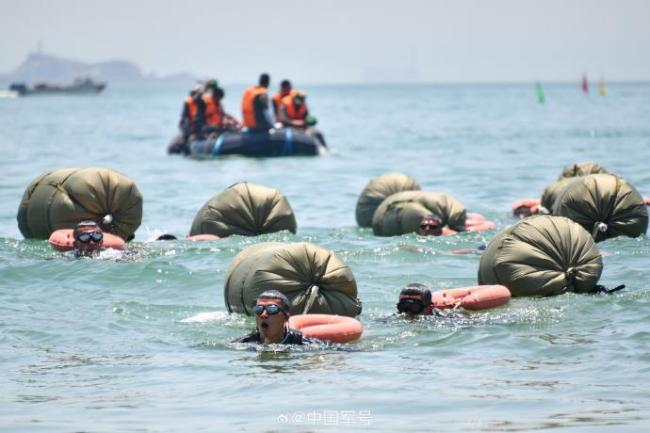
[
  {"xmin": 233, "ymin": 331, "xmax": 261, "ymax": 343},
  {"xmin": 284, "ymin": 329, "xmax": 308, "ymax": 345},
  {"xmin": 234, "ymin": 329, "xmax": 310, "ymax": 345},
  {"xmin": 301, "ymin": 336, "xmax": 316, "ymax": 345}
]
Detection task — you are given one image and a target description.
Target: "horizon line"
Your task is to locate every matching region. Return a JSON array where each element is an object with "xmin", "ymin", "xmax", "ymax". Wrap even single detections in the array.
[{"xmin": 3, "ymin": 51, "xmax": 650, "ymax": 87}]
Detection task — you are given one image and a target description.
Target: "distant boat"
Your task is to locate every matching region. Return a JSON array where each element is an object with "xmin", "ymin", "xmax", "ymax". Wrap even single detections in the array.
[
  {"xmin": 8, "ymin": 76, "xmax": 106, "ymax": 96},
  {"xmin": 581, "ymin": 74, "xmax": 589, "ymax": 93},
  {"xmin": 599, "ymin": 77, "xmax": 607, "ymax": 96},
  {"xmin": 535, "ymin": 82, "xmax": 545, "ymax": 103}
]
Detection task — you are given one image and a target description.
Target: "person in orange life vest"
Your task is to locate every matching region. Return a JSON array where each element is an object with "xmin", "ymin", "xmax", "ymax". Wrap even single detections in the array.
[
  {"xmin": 241, "ymin": 73, "xmax": 274, "ymax": 131},
  {"xmin": 202, "ymin": 84, "xmax": 241, "ymax": 135},
  {"xmin": 179, "ymin": 84, "xmax": 206, "ymax": 139},
  {"xmin": 278, "ymin": 90, "xmax": 309, "ymax": 128},
  {"xmin": 272, "ymin": 80, "xmax": 293, "ymax": 121}
]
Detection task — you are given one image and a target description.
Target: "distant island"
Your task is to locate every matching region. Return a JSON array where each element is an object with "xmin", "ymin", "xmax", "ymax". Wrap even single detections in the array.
[{"xmin": 0, "ymin": 52, "xmax": 196, "ymax": 86}]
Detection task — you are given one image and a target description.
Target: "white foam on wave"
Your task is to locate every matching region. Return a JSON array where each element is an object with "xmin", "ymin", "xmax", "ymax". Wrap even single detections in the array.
[
  {"xmin": 179, "ymin": 311, "xmax": 230, "ymax": 323},
  {"xmin": 98, "ymin": 248, "xmax": 125, "ymax": 260}
]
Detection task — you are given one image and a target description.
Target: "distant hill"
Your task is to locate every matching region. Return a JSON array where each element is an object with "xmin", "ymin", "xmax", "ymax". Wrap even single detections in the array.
[{"xmin": 0, "ymin": 52, "xmax": 196, "ymax": 86}]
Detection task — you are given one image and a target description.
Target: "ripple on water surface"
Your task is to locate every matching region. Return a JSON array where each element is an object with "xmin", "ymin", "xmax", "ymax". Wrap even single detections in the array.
[{"xmin": 2, "ymin": 83, "xmax": 650, "ymax": 432}]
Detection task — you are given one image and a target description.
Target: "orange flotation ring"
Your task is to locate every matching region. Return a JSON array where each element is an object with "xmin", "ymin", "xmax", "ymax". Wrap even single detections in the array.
[
  {"xmin": 512, "ymin": 198, "xmax": 541, "ymax": 215},
  {"xmin": 48, "ymin": 229, "xmax": 125, "ymax": 252},
  {"xmin": 186, "ymin": 234, "xmax": 220, "ymax": 241},
  {"xmin": 430, "ymin": 285, "xmax": 511, "ymax": 310},
  {"xmin": 288, "ymin": 314, "xmax": 363, "ymax": 343}
]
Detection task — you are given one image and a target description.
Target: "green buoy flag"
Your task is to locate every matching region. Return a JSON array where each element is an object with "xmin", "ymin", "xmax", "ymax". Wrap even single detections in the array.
[{"xmin": 536, "ymin": 82, "xmax": 545, "ymax": 103}]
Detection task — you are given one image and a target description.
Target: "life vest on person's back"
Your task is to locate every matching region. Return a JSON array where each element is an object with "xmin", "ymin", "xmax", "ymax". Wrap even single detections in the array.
[
  {"xmin": 281, "ymin": 94, "xmax": 307, "ymax": 120},
  {"xmin": 202, "ymin": 95, "xmax": 223, "ymax": 127},
  {"xmin": 272, "ymin": 93, "xmax": 283, "ymax": 115},
  {"xmin": 241, "ymin": 86, "xmax": 267, "ymax": 128},
  {"xmin": 184, "ymin": 96, "xmax": 198, "ymax": 122},
  {"xmin": 272, "ymin": 90, "xmax": 295, "ymax": 119}
]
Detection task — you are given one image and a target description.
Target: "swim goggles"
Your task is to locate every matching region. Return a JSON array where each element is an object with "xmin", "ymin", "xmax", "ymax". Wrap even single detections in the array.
[
  {"xmin": 419, "ymin": 223, "xmax": 441, "ymax": 231},
  {"xmin": 397, "ymin": 298, "xmax": 427, "ymax": 315},
  {"xmin": 75, "ymin": 231, "xmax": 104, "ymax": 243},
  {"xmin": 253, "ymin": 304, "xmax": 283, "ymax": 316}
]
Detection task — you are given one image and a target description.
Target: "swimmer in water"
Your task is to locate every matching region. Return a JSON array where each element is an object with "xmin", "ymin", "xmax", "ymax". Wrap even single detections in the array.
[
  {"xmin": 395, "ymin": 283, "xmax": 460, "ymax": 318},
  {"xmin": 396, "ymin": 283, "xmax": 435, "ymax": 316},
  {"xmin": 415, "ymin": 213, "xmax": 487, "ymax": 254},
  {"xmin": 72, "ymin": 220, "xmax": 105, "ymax": 257},
  {"xmin": 417, "ymin": 214, "xmax": 444, "ymax": 236},
  {"xmin": 513, "ymin": 205, "xmax": 534, "ymax": 219},
  {"xmin": 67, "ymin": 219, "xmax": 141, "ymax": 261},
  {"xmin": 155, "ymin": 234, "xmax": 178, "ymax": 241},
  {"xmin": 234, "ymin": 290, "xmax": 313, "ymax": 345},
  {"xmin": 396, "ymin": 283, "xmax": 512, "ymax": 317}
]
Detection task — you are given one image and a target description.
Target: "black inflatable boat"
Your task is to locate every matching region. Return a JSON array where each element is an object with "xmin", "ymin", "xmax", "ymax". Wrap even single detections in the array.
[{"xmin": 168, "ymin": 128, "xmax": 327, "ymax": 158}]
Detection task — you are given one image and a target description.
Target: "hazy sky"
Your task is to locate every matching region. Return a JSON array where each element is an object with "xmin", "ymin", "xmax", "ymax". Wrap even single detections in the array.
[{"xmin": 2, "ymin": 0, "xmax": 649, "ymax": 84}]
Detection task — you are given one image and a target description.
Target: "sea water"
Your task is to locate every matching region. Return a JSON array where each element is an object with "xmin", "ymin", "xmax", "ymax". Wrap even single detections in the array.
[{"xmin": 1, "ymin": 83, "xmax": 649, "ymax": 432}]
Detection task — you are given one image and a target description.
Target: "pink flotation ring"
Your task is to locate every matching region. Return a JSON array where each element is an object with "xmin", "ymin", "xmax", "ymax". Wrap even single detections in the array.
[
  {"xmin": 288, "ymin": 314, "xmax": 363, "ymax": 343},
  {"xmin": 48, "ymin": 229, "xmax": 125, "ymax": 252},
  {"xmin": 465, "ymin": 212, "xmax": 496, "ymax": 232},
  {"xmin": 186, "ymin": 234, "xmax": 220, "ymax": 241},
  {"xmin": 645, "ymin": 197, "xmax": 650, "ymax": 206},
  {"xmin": 430, "ymin": 285, "xmax": 511, "ymax": 310},
  {"xmin": 466, "ymin": 212, "xmax": 486, "ymax": 222},
  {"xmin": 439, "ymin": 213, "xmax": 495, "ymax": 236},
  {"xmin": 512, "ymin": 198, "xmax": 541, "ymax": 216},
  {"xmin": 441, "ymin": 227, "xmax": 459, "ymax": 236},
  {"xmin": 466, "ymin": 221, "xmax": 496, "ymax": 232}
]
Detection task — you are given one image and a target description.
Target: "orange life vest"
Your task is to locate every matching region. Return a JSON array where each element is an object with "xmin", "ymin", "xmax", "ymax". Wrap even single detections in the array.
[
  {"xmin": 272, "ymin": 90, "xmax": 294, "ymax": 119},
  {"xmin": 281, "ymin": 94, "xmax": 307, "ymax": 120},
  {"xmin": 241, "ymin": 86, "xmax": 268, "ymax": 128},
  {"xmin": 202, "ymin": 95, "xmax": 224, "ymax": 127},
  {"xmin": 272, "ymin": 93, "xmax": 283, "ymax": 115},
  {"xmin": 185, "ymin": 96, "xmax": 198, "ymax": 121}
]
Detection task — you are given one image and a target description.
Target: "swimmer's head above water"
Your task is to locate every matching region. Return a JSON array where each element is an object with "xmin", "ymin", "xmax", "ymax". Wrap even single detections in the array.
[
  {"xmin": 155, "ymin": 234, "xmax": 178, "ymax": 241},
  {"xmin": 253, "ymin": 290, "xmax": 291, "ymax": 343},
  {"xmin": 234, "ymin": 290, "xmax": 310, "ymax": 345},
  {"xmin": 418, "ymin": 214, "xmax": 443, "ymax": 236},
  {"xmin": 396, "ymin": 283, "xmax": 433, "ymax": 316},
  {"xmin": 513, "ymin": 205, "xmax": 533, "ymax": 219},
  {"xmin": 73, "ymin": 220, "xmax": 104, "ymax": 257}
]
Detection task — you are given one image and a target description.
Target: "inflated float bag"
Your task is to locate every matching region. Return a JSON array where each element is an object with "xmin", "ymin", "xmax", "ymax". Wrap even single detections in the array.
[
  {"xmin": 355, "ymin": 173, "xmax": 420, "ymax": 227},
  {"xmin": 478, "ymin": 215, "xmax": 603, "ymax": 297},
  {"xmin": 189, "ymin": 182, "xmax": 297, "ymax": 237},
  {"xmin": 224, "ymin": 242, "xmax": 361, "ymax": 317},
  {"xmin": 17, "ymin": 168, "xmax": 142, "ymax": 240},
  {"xmin": 540, "ymin": 177, "xmax": 575, "ymax": 212},
  {"xmin": 558, "ymin": 161, "xmax": 609, "ymax": 180},
  {"xmin": 552, "ymin": 174, "xmax": 648, "ymax": 242},
  {"xmin": 372, "ymin": 191, "xmax": 466, "ymax": 236}
]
